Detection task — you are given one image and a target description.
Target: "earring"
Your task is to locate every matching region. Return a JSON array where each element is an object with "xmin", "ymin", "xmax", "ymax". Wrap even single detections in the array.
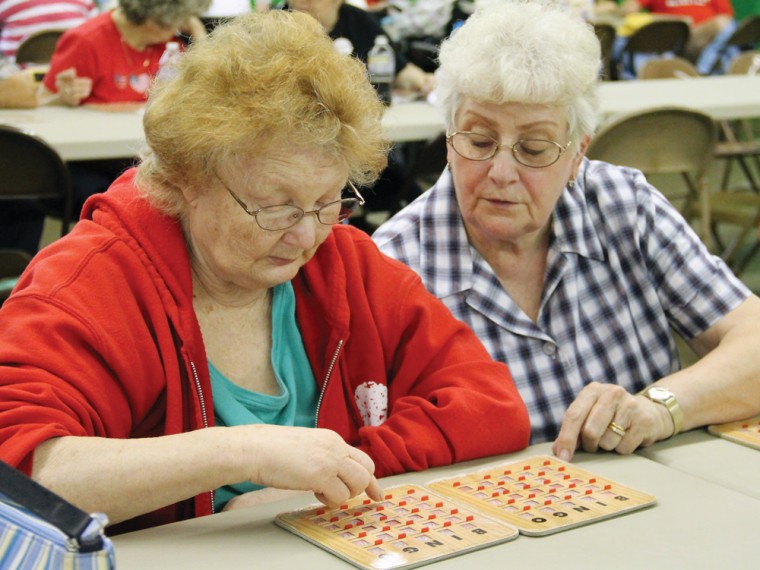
[{"xmin": 567, "ymin": 179, "xmax": 575, "ymax": 189}]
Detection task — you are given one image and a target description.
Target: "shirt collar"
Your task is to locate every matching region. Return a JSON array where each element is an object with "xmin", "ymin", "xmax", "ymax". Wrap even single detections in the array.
[{"xmin": 418, "ymin": 160, "xmax": 605, "ymax": 299}]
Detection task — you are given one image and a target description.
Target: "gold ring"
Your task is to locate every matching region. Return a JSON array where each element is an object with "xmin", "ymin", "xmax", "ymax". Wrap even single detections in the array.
[{"xmin": 608, "ymin": 421, "xmax": 626, "ymax": 437}]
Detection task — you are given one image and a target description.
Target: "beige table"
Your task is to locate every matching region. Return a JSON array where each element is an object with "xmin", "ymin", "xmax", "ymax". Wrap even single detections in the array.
[
  {"xmin": 112, "ymin": 442, "xmax": 758, "ymax": 569},
  {"xmin": 0, "ymin": 100, "xmax": 445, "ymax": 162},
  {"xmin": 3, "ymin": 75, "xmax": 759, "ymax": 161},
  {"xmin": 597, "ymin": 75, "xmax": 760, "ymax": 123},
  {"xmin": 637, "ymin": 428, "xmax": 760, "ymax": 500},
  {"xmin": 0, "ymin": 105, "xmax": 146, "ymax": 161}
]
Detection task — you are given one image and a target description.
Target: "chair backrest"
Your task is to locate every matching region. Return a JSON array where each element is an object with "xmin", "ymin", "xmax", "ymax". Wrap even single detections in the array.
[
  {"xmin": 725, "ymin": 15, "xmax": 760, "ymax": 49},
  {"xmin": 593, "ymin": 23, "xmax": 616, "ymax": 80},
  {"xmin": 726, "ymin": 50, "xmax": 760, "ymax": 74},
  {"xmin": 0, "ymin": 249, "xmax": 32, "ymax": 306},
  {"xmin": 587, "ymin": 107, "xmax": 717, "ymax": 177},
  {"xmin": 14, "ymin": 29, "xmax": 64, "ymax": 65},
  {"xmin": 0, "ymin": 125, "xmax": 73, "ymax": 235},
  {"xmin": 637, "ymin": 56, "xmax": 700, "ymax": 79},
  {"xmin": 623, "ymin": 19, "xmax": 691, "ymax": 56}
]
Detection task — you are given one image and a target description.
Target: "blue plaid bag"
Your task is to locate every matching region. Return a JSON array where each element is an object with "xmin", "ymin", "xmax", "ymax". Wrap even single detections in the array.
[{"xmin": 0, "ymin": 460, "xmax": 115, "ymax": 569}]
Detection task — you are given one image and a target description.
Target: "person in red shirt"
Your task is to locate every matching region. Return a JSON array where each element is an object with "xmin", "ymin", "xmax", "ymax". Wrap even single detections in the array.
[
  {"xmin": 622, "ymin": 0, "xmax": 734, "ymax": 62},
  {"xmin": 40, "ymin": 0, "xmax": 209, "ymax": 106},
  {"xmin": 0, "ymin": 10, "xmax": 529, "ymax": 534}
]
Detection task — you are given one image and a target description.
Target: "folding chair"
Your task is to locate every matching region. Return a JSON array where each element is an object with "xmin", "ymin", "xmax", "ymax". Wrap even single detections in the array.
[
  {"xmin": 725, "ymin": 50, "xmax": 760, "ymax": 74},
  {"xmin": 14, "ymin": 29, "xmax": 64, "ymax": 65},
  {"xmin": 588, "ymin": 106, "xmax": 760, "ymax": 273},
  {"xmin": 593, "ymin": 22, "xmax": 616, "ymax": 81},
  {"xmin": 707, "ymin": 15, "xmax": 760, "ymax": 75},
  {"xmin": 587, "ymin": 107, "xmax": 715, "ymax": 235},
  {"xmin": 637, "ymin": 55, "xmax": 700, "ymax": 79},
  {"xmin": 637, "ymin": 55, "xmax": 759, "ymax": 193},
  {"xmin": 0, "ymin": 249, "xmax": 32, "ymax": 306},
  {"xmin": 615, "ymin": 19, "xmax": 690, "ymax": 80},
  {"xmin": 0, "ymin": 125, "xmax": 74, "ymax": 238}
]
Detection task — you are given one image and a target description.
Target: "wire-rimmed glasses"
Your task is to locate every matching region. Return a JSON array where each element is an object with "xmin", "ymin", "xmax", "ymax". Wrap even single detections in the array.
[
  {"xmin": 446, "ymin": 131, "xmax": 572, "ymax": 168},
  {"xmin": 218, "ymin": 175, "xmax": 365, "ymax": 231}
]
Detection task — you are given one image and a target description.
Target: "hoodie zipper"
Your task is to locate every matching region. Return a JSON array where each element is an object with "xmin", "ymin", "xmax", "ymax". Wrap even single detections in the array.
[
  {"xmin": 314, "ymin": 339, "xmax": 343, "ymax": 428},
  {"xmin": 189, "ymin": 360, "xmax": 215, "ymax": 513}
]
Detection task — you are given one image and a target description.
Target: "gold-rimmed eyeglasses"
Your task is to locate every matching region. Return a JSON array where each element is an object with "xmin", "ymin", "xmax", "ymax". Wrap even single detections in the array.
[
  {"xmin": 218, "ymin": 174, "xmax": 365, "ymax": 231},
  {"xmin": 446, "ymin": 131, "xmax": 572, "ymax": 168}
]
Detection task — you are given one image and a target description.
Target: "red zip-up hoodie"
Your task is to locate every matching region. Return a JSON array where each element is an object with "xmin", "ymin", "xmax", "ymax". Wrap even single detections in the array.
[{"xmin": 0, "ymin": 169, "xmax": 529, "ymax": 532}]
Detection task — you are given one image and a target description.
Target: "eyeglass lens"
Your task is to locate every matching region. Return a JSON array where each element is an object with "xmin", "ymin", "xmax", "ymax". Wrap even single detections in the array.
[
  {"xmin": 449, "ymin": 132, "xmax": 565, "ymax": 167},
  {"xmin": 255, "ymin": 197, "xmax": 361, "ymax": 231}
]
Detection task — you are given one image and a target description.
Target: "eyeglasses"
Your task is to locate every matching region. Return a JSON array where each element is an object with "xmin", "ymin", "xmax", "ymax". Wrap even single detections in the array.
[
  {"xmin": 218, "ymin": 175, "xmax": 365, "ymax": 231},
  {"xmin": 446, "ymin": 131, "xmax": 572, "ymax": 168}
]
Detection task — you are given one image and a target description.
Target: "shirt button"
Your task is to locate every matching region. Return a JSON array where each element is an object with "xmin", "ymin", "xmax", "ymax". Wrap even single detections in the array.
[{"xmin": 543, "ymin": 342, "xmax": 557, "ymax": 357}]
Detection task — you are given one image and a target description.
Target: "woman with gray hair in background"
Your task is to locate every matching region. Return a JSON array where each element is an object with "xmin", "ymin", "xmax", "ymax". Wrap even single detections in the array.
[
  {"xmin": 374, "ymin": 0, "xmax": 760, "ymax": 461},
  {"xmin": 40, "ymin": 0, "xmax": 210, "ymax": 106},
  {"xmin": 0, "ymin": 10, "xmax": 529, "ymax": 534}
]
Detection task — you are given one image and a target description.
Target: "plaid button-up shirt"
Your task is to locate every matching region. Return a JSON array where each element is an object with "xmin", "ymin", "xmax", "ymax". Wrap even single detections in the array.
[{"xmin": 373, "ymin": 159, "xmax": 749, "ymax": 443}]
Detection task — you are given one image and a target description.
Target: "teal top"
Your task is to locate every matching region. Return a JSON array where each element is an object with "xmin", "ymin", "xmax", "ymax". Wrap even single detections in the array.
[{"xmin": 210, "ymin": 281, "xmax": 318, "ymax": 510}]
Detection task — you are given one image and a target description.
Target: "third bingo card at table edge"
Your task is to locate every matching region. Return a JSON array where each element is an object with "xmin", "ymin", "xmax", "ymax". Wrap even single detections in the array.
[
  {"xmin": 426, "ymin": 455, "xmax": 657, "ymax": 536},
  {"xmin": 708, "ymin": 415, "xmax": 760, "ymax": 450},
  {"xmin": 275, "ymin": 484, "xmax": 519, "ymax": 570}
]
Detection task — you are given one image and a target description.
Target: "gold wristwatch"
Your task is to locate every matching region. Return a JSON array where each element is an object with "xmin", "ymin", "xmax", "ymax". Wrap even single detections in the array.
[{"xmin": 640, "ymin": 386, "xmax": 684, "ymax": 438}]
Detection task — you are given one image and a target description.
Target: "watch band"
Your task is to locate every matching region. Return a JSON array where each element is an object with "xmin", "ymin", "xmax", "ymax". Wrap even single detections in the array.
[{"xmin": 640, "ymin": 386, "xmax": 684, "ymax": 438}]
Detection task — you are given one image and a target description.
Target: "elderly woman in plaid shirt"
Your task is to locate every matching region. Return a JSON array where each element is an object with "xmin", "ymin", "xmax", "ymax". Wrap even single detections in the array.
[{"xmin": 374, "ymin": 0, "xmax": 760, "ymax": 461}]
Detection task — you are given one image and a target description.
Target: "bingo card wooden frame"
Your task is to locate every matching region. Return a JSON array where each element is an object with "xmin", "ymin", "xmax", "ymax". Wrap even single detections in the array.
[
  {"xmin": 427, "ymin": 454, "xmax": 657, "ymax": 536},
  {"xmin": 276, "ymin": 484, "xmax": 519, "ymax": 570},
  {"xmin": 708, "ymin": 415, "xmax": 760, "ymax": 450},
  {"xmin": 276, "ymin": 455, "xmax": 657, "ymax": 569}
]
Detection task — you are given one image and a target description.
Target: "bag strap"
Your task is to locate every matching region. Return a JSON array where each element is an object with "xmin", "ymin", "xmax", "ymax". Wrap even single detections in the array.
[{"xmin": 0, "ymin": 460, "xmax": 104, "ymax": 552}]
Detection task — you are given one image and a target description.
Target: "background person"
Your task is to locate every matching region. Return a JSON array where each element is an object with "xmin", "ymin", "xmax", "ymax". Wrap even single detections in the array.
[
  {"xmin": 286, "ymin": 0, "xmax": 434, "ymax": 96},
  {"xmin": 40, "ymin": 0, "xmax": 209, "ymax": 106},
  {"xmin": 373, "ymin": 0, "xmax": 760, "ymax": 461},
  {"xmin": 287, "ymin": 0, "xmax": 436, "ymax": 223},
  {"xmin": 0, "ymin": 55, "xmax": 38, "ymax": 108},
  {"xmin": 0, "ymin": 10, "xmax": 529, "ymax": 534},
  {"xmin": 38, "ymin": 0, "xmax": 211, "ymax": 234}
]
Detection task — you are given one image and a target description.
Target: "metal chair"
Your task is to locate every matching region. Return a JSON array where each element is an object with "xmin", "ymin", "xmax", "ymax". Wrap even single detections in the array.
[
  {"xmin": 615, "ymin": 19, "xmax": 691, "ymax": 80},
  {"xmin": 637, "ymin": 55, "xmax": 759, "ymax": 194},
  {"xmin": 0, "ymin": 125, "xmax": 74, "ymax": 238},
  {"xmin": 637, "ymin": 55, "xmax": 700, "ymax": 79},
  {"xmin": 725, "ymin": 50, "xmax": 760, "ymax": 74},
  {"xmin": 0, "ymin": 249, "xmax": 32, "ymax": 306},
  {"xmin": 707, "ymin": 15, "xmax": 760, "ymax": 75},
  {"xmin": 587, "ymin": 107, "xmax": 716, "ymax": 238},
  {"xmin": 588, "ymin": 106, "xmax": 760, "ymax": 273},
  {"xmin": 14, "ymin": 29, "xmax": 64, "ymax": 65},
  {"xmin": 593, "ymin": 22, "xmax": 616, "ymax": 81}
]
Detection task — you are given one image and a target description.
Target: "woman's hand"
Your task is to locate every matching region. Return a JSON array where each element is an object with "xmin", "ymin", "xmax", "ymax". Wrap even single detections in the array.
[
  {"xmin": 54, "ymin": 68, "xmax": 92, "ymax": 106},
  {"xmin": 552, "ymin": 381, "xmax": 675, "ymax": 461},
  {"xmin": 239, "ymin": 425, "xmax": 383, "ymax": 507}
]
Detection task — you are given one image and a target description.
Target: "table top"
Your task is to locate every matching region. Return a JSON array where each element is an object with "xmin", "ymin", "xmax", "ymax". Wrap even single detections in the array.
[
  {"xmin": 111, "ymin": 441, "xmax": 759, "ymax": 570},
  {"xmin": 0, "ymin": 100, "xmax": 444, "ymax": 162},
  {"xmin": 637, "ymin": 427, "xmax": 760, "ymax": 500},
  {"xmin": 597, "ymin": 75, "xmax": 760, "ymax": 122},
  {"xmin": 1, "ymin": 74, "xmax": 758, "ymax": 162}
]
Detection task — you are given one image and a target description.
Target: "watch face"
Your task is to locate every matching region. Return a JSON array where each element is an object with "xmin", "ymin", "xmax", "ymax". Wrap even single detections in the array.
[{"xmin": 647, "ymin": 386, "xmax": 672, "ymax": 402}]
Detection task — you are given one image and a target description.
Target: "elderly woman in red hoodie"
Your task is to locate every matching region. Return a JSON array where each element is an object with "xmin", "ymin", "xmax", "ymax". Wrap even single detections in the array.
[{"xmin": 0, "ymin": 10, "xmax": 529, "ymax": 534}]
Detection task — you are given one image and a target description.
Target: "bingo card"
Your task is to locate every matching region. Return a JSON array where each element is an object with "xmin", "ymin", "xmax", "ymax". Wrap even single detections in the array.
[
  {"xmin": 708, "ymin": 415, "xmax": 760, "ymax": 450},
  {"xmin": 275, "ymin": 484, "xmax": 519, "ymax": 570},
  {"xmin": 427, "ymin": 455, "xmax": 656, "ymax": 536}
]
